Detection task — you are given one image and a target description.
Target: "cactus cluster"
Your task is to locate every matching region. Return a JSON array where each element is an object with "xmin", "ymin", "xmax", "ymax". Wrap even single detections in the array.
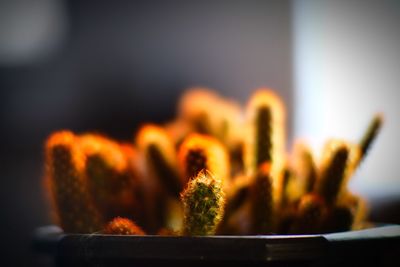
[{"xmin": 44, "ymin": 88, "xmax": 383, "ymax": 235}]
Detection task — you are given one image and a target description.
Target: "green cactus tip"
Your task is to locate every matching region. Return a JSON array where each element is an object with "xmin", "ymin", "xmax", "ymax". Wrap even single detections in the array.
[{"xmin": 180, "ymin": 169, "xmax": 225, "ymax": 236}]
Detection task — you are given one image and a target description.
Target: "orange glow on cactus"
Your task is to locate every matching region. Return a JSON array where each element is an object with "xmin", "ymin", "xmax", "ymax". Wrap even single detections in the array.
[
  {"xmin": 42, "ymin": 89, "xmax": 382, "ymax": 235},
  {"xmin": 177, "ymin": 88, "xmax": 244, "ymax": 148},
  {"xmin": 79, "ymin": 133, "xmax": 127, "ymax": 172},
  {"xmin": 45, "ymin": 130, "xmax": 103, "ymax": 233},
  {"xmin": 136, "ymin": 124, "xmax": 177, "ymax": 167},
  {"xmin": 103, "ymin": 217, "xmax": 145, "ymax": 235},
  {"xmin": 316, "ymin": 139, "xmax": 361, "ymax": 205},
  {"xmin": 79, "ymin": 134, "xmax": 140, "ymax": 222},
  {"xmin": 178, "ymin": 133, "xmax": 230, "ymax": 185},
  {"xmin": 177, "ymin": 88, "xmax": 220, "ymax": 135},
  {"xmin": 244, "ymin": 89, "xmax": 286, "ymax": 177},
  {"xmin": 46, "ymin": 130, "xmax": 85, "ymax": 172}
]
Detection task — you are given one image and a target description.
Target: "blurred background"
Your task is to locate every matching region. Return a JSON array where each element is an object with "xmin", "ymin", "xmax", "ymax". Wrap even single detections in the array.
[{"xmin": 0, "ymin": 0, "xmax": 399, "ymax": 265}]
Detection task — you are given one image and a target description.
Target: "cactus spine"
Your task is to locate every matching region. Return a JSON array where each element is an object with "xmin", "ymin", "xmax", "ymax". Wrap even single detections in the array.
[{"xmin": 181, "ymin": 170, "xmax": 225, "ymax": 236}]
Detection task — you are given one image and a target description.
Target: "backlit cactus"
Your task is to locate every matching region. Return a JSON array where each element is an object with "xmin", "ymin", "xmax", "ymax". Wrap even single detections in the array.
[
  {"xmin": 276, "ymin": 161, "xmax": 292, "ymax": 209},
  {"xmin": 315, "ymin": 141, "xmax": 350, "ymax": 205},
  {"xmin": 181, "ymin": 170, "xmax": 225, "ymax": 236},
  {"xmin": 42, "ymin": 88, "xmax": 383, "ymax": 236},
  {"xmin": 249, "ymin": 163, "xmax": 273, "ymax": 234},
  {"xmin": 292, "ymin": 141, "xmax": 317, "ymax": 195},
  {"xmin": 359, "ymin": 113, "xmax": 383, "ymax": 163},
  {"xmin": 216, "ymin": 174, "xmax": 251, "ymax": 235},
  {"xmin": 136, "ymin": 125, "xmax": 182, "ymax": 198},
  {"xmin": 290, "ymin": 193, "xmax": 327, "ymax": 234},
  {"xmin": 45, "ymin": 131, "xmax": 103, "ymax": 233},
  {"xmin": 80, "ymin": 134, "xmax": 139, "ymax": 221},
  {"xmin": 178, "ymin": 88, "xmax": 218, "ymax": 136},
  {"xmin": 178, "ymin": 134, "xmax": 230, "ymax": 186},
  {"xmin": 103, "ymin": 217, "xmax": 145, "ymax": 235},
  {"xmin": 177, "ymin": 88, "xmax": 243, "ymax": 147},
  {"xmin": 244, "ymin": 89, "xmax": 286, "ymax": 177},
  {"xmin": 322, "ymin": 205, "xmax": 354, "ymax": 233}
]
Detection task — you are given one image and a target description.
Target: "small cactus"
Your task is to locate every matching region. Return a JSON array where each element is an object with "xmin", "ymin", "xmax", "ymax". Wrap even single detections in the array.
[
  {"xmin": 337, "ymin": 193, "xmax": 369, "ymax": 230},
  {"xmin": 322, "ymin": 205, "xmax": 354, "ymax": 233},
  {"xmin": 277, "ymin": 162, "xmax": 292, "ymax": 209},
  {"xmin": 177, "ymin": 88, "xmax": 219, "ymax": 136},
  {"xmin": 178, "ymin": 134, "xmax": 230, "ymax": 186},
  {"xmin": 249, "ymin": 163, "xmax": 273, "ymax": 234},
  {"xmin": 177, "ymin": 88, "xmax": 245, "ymax": 174},
  {"xmin": 292, "ymin": 141, "xmax": 317, "ymax": 194},
  {"xmin": 255, "ymin": 106, "xmax": 273, "ymax": 165},
  {"xmin": 316, "ymin": 141, "xmax": 350, "ymax": 205},
  {"xmin": 290, "ymin": 193, "xmax": 327, "ymax": 234},
  {"xmin": 103, "ymin": 217, "xmax": 145, "ymax": 235},
  {"xmin": 217, "ymin": 175, "xmax": 251, "ymax": 234},
  {"xmin": 45, "ymin": 131, "xmax": 103, "ymax": 233},
  {"xmin": 136, "ymin": 125, "xmax": 183, "ymax": 232},
  {"xmin": 244, "ymin": 89, "xmax": 286, "ymax": 176},
  {"xmin": 359, "ymin": 113, "xmax": 383, "ymax": 163},
  {"xmin": 80, "ymin": 134, "xmax": 138, "ymax": 221},
  {"xmin": 224, "ymin": 176, "xmax": 251, "ymax": 219},
  {"xmin": 136, "ymin": 125, "xmax": 182, "ymax": 198},
  {"xmin": 177, "ymin": 88, "xmax": 243, "ymax": 145},
  {"xmin": 181, "ymin": 170, "xmax": 225, "ymax": 236}
]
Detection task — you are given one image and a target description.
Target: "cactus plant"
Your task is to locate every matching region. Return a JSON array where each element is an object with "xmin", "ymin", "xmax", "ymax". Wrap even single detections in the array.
[
  {"xmin": 290, "ymin": 193, "xmax": 327, "ymax": 234},
  {"xmin": 181, "ymin": 170, "xmax": 225, "ymax": 236},
  {"xmin": 136, "ymin": 125, "xmax": 182, "ymax": 198},
  {"xmin": 45, "ymin": 131, "xmax": 103, "ymax": 233},
  {"xmin": 317, "ymin": 140, "xmax": 362, "ymax": 206},
  {"xmin": 178, "ymin": 88, "xmax": 220, "ymax": 136},
  {"xmin": 217, "ymin": 174, "xmax": 251, "ymax": 234},
  {"xmin": 292, "ymin": 141, "xmax": 317, "ymax": 195},
  {"xmin": 135, "ymin": 125, "xmax": 184, "ymax": 232},
  {"xmin": 177, "ymin": 88, "xmax": 244, "ymax": 158},
  {"xmin": 80, "ymin": 134, "xmax": 139, "ymax": 221},
  {"xmin": 103, "ymin": 217, "xmax": 145, "ymax": 235},
  {"xmin": 249, "ymin": 163, "xmax": 273, "ymax": 234},
  {"xmin": 359, "ymin": 113, "xmax": 383, "ymax": 163},
  {"xmin": 41, "ymin": 88, "xmax": 381, "ymax": 236},
  {"xmin": 178, "ymin": 134, "xmax": 230, "ymax": 186},
  {"xmin": 322, "ymin": 205, "xmax": 354, "ymax": 233},
  {"xmin": 244, "ymin": 89, "xmax": 286, "ymax": 177},
  {"xmin": 315, "ymin": 141, "xmax": 350, "ymax": 205},
  {"xmin": 277, "ymin": 162, "xmax": 292, "ymax": 209}
]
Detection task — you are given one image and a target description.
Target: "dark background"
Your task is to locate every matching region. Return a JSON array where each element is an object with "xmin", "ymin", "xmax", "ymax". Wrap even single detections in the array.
[
  {"xmin": 0, "ymin": 1, "xmax": 293, "ymax": 265},
  {"xmin": 0, "ymin": 0, "xmax": 399, "ymax": 266}
]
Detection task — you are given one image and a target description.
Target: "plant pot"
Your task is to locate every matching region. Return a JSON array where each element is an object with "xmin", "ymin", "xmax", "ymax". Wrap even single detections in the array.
[{"xmin": 32, "ymin": 224, "xmax": 400, "ymax": 267}]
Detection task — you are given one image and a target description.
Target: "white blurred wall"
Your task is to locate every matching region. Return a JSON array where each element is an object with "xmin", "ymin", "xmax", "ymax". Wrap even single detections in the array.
[{"xmin": 293, "ymin": 0, "xmax": 400, "ymax": 198}]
